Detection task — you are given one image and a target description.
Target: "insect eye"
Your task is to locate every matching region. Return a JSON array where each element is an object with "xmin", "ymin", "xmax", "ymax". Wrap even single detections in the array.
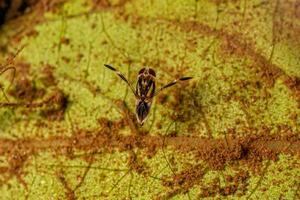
[
  {"xmin": 149, "ymin": 68, "xmax": 156, "ymax": 77},
  {"xmin": 138, "ymin": 68, "xmax": 146, "ymax": 75}
]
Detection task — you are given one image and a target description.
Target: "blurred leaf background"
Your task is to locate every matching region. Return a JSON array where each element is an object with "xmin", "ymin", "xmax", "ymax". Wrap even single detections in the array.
[{"xmin": 0, "ymin": 0, "xmax": 299, "ymax": 199}]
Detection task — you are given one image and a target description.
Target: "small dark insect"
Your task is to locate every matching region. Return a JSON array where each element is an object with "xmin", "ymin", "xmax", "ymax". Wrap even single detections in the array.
[{"xmin": 104, "ymin": 64, "xmax": 192, "ymax": 126}]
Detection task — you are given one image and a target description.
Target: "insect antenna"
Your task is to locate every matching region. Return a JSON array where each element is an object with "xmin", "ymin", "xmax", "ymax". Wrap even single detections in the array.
[
  {"xmin": 152, "ymin": 76, "xmax": 192, "ymax": 97},
  {"xmin": 104, "ymin": 64, "xmax": 137, "ymax": 97}
]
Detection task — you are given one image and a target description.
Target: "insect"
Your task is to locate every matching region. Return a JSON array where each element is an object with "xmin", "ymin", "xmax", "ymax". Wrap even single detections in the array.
[{"xmin": 104, "ymin": 64, "xmax": 192, "ymax": 126}]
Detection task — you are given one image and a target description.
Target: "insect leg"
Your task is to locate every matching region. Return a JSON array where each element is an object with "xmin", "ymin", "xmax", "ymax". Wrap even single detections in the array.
[
  {"xmin": 104, "ymin": 64, "xmax": 137, "ymax": 96},
  {"xmin": 152, "ymin": 76, "xmax": 192, "ymax": 97}
]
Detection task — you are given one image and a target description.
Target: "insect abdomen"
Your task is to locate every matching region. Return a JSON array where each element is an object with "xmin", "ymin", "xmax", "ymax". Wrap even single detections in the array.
[{"xmin": 135, "ymin": 100, "xmax": 151, "ymax": 125}]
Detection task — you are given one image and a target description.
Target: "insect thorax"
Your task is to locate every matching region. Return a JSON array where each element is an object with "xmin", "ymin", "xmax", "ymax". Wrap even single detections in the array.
[{"xmin": 136, "ymin": 67, "xmax": 156, "ymax": 99}]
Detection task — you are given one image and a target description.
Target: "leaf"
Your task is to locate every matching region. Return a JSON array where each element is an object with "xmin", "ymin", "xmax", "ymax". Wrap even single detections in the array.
[{"xmin": 0, "ymin": 0, "xmax": 299, "ymax": 199}]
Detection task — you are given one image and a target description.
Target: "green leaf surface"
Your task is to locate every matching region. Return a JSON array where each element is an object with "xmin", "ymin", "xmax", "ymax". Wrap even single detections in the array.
[{"xmin": 0, "ymin": 0, "xmax": 299, "ymax": 199}]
